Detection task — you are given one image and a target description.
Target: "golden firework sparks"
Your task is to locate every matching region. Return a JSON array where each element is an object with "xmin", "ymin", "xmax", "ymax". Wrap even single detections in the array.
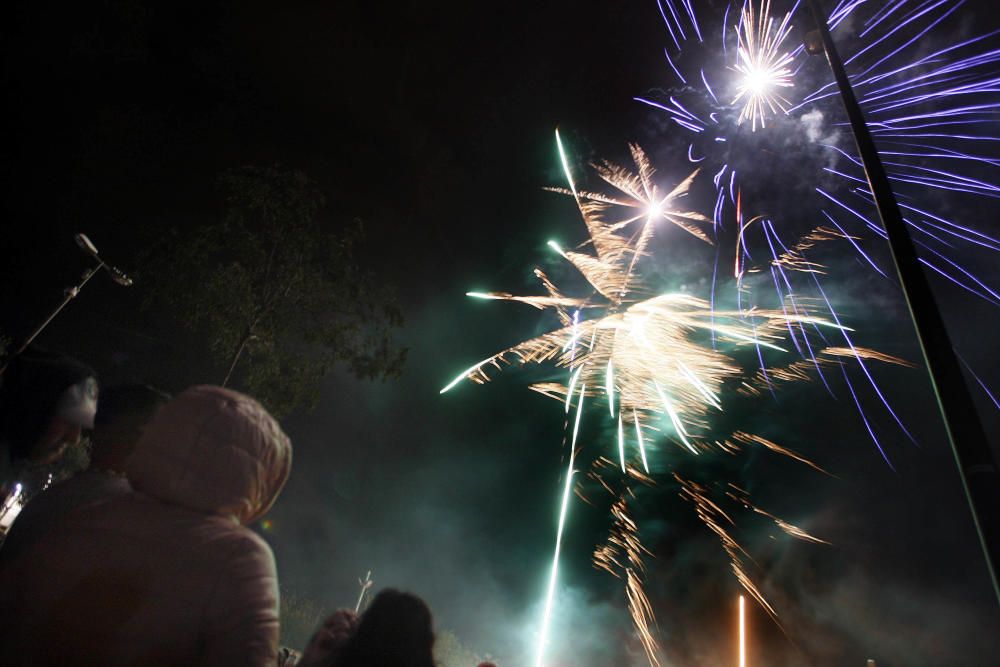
[{"xmin": 442, "ymin": 132, "xmax": 905, "ymax": 665}]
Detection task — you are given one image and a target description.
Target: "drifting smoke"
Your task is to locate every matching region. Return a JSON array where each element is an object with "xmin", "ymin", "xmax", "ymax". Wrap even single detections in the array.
[{"xmin": 798, "ymin": 109, "xmax": 840, "ymax": 147}]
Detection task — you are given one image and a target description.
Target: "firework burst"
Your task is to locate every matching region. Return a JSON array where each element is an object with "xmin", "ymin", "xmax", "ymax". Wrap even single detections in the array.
[
  {"xmin": 442, "ymin": 133, "xmax": 906, "ymax": 664},
  {"xmin": 733, "ymin": 0, "xmax": 796, "ymax": 130}
]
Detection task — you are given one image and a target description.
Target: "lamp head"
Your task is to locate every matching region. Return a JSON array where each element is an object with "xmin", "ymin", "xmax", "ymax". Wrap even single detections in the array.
[{"xmin": 75, "ymin": 233, "xmax": 100, "ymax": 258}]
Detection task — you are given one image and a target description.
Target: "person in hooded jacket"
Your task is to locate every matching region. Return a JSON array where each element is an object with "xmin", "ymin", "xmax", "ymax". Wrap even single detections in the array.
[{"xmin": 0, "ymin": 384, "xmax": 292, "ymax": 666}]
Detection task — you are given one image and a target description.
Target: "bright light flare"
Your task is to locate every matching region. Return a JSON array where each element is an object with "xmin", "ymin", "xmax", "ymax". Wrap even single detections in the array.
[
  {"xmin": 440, "ymin": 356, "xmax": 496, "ymax": 394},
  {"xmin": 555, "ymin": 127, "xmax": 579, "ymax": 200},
  {"xmin": 732, "ymin": 0, "xmax": 795, "ymax": 131},
  {"xmin": 655, "ymin": 380, "xmax": 699, "ymax": 455},
  {"xmin": 739, "ymin": 595, "xmax": 747, "ymax": 667},
  {"xmin": 535, "ymin": 383, "xmax": 585, "ymax": 667},
  {"xmin": 645, "ymin": 199, "xmax": 664, "ymax": 220},
  {"xmin": 607, "ymin": 360, "xmax": 616, "ymax": 417},
  {"xmin": 617, "ymin": 413, "xmax": 626, "ymax": 472},
  {"xmin": 634, "ymin": 409, "xmax": 650, "ymax": 473},
  {"xmin": 0, "ymin": 483, "xmax": 25, "ymax": 531}
]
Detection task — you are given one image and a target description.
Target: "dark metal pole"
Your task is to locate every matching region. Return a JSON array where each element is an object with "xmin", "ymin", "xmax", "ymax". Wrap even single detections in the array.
[
  {"xmin": 15, "ymin": 265, "xmax": 103, "ymax": 356},
  {"xmin": 0, "ymin": 265, "xmax": 103, "ymax": 376},
  {"xmin": 806, "ymin": 0, "xmax": 1000, "ymax": 605},
  {"xmin": 0, "ymin": 234, "xmax": 132, "ymax": 375}
]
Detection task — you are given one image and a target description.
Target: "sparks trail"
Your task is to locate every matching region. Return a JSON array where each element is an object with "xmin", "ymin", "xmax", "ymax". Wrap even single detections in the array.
[{"xmin": 442, "ymin": 133, "xmax": 906, "ymax": 664}]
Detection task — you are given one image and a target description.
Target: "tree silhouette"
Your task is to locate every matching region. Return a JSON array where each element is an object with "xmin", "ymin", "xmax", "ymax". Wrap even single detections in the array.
[{"xmin": 148, "ymin": 165, "xmax": 406, "ymax": 415}]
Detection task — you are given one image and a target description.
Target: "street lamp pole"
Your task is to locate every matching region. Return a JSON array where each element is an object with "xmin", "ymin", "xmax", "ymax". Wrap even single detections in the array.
[
  {"xmin": 1, "ymin": 234, "xmax": 133, "ymax": 372},
  {"xmin": 805, "ymin": 0, "xmax": 1000, "ymax": 605}
]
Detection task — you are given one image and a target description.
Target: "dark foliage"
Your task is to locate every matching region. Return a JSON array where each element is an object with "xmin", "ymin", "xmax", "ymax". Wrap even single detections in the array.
[{"xmin": 145, "ymin": 165, "xmax": 406, "ymax": 416}]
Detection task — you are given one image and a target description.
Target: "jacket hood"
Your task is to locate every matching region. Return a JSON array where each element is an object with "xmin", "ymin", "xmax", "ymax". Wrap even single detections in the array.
[{"xmin": 127, "ymin": 385, "xmax": 292, "ymax": 524}]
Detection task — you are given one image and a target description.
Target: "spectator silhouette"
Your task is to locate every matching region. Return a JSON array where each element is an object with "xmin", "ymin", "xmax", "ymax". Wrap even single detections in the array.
[
  {"xmin": 301, "ymin": 589, "xmax": 436, "ymax": 667},
  {"xmin": 298, "ymin": 608, "xmax": 359, "ymax": 667},
  {"xmin": 0, "ymin": 385, "xmax": 292, "ymax": 665},
  {"xmin": 0, "ymin": 384, "xmax": 169, "ymax": 560},
  {"xmin": 90, "ymin": 383, "xmax": 170, "ymax": 473},
  {"xmin": 0, "ymin": 349, "xmax": 98, "ymax": 492}
]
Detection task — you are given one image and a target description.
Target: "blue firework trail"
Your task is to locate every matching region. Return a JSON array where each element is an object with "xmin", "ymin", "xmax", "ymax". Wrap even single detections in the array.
[{"xmin": 642, "ymin": 0, "xmax": 1000, "ymax": 459}]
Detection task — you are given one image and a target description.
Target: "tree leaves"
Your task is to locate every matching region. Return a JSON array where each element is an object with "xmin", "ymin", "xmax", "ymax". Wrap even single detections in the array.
[{"xmin": 145, "ymin": 165, "xmax": 406, "ymax": 416}]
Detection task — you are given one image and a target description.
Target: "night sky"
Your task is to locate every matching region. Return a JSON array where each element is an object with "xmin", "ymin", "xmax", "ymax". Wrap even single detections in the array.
[{"xmin": 3, "ymin": 1, "xmax": 1000, "ymax": 665}]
